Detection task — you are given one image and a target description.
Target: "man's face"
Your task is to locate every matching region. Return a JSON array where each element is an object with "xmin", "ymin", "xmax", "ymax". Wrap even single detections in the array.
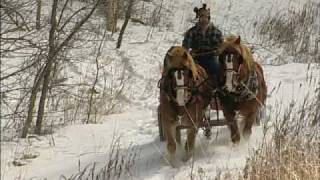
[{"xmin": 198, "ymin": 14, "xmax": 209, "ymax": 26}]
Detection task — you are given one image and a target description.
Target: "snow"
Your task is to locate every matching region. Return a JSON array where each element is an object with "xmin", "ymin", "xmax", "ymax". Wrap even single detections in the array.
[
  {"xmin": 1, "ymin": 0, "xmax": 319, "ymax": 179},
  {"xmin": 2, "ymin": 108, "xmax": 266, "ymax": 179}
]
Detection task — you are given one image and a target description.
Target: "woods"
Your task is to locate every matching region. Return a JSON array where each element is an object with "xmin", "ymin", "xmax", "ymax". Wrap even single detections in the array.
[
  {"xmin": 1, "ymin": 0, "xmax": 319, "ymax": 179},
  {"xmin": 1, "ymin": 0, "xmax": 166, "ymax": 138}
]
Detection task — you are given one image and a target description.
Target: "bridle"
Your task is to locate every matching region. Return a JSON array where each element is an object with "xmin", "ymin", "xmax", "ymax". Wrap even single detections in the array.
[
  {"xmin": 160, "ymin": 68, "xmax": 195, "ymax": 107},
  {"xmin": 160, "ymin": 67, "xmax": 212, "ymax": 126},
  {"xmin": 221, "ymin": 53, "xmax": 244, "ymax": 93},
  {"xmin": 220, "ymin": 51, "xmax": 259, "ymax": 102}
]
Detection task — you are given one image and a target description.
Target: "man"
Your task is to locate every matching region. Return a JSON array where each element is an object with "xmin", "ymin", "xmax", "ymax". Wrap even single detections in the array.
[{"xmin": 182, "ymin": 4, "xmax": 223, "ymax": 86}]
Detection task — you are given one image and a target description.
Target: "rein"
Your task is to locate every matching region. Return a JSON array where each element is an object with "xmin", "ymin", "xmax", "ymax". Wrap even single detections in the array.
[
  {"xmin": 158, "ymin": 68, "xmax": 195, "ymax": 107},
  {"xmin": 192, "ymin": 76, "xmax": 210, "ymax": 93},
  {"xmin": 223, "ymin": 65, "xmax": 262, "ymax": 104},
  {"xmin": 191, "ymin": 49, "xmax": 219, "ymax": 57}
]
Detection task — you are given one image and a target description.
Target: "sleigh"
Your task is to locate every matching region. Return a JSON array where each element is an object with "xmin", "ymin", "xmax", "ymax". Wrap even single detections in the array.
[{"xmin": 157, "ymin": 96, "xmax": 231, "ymax": 142}]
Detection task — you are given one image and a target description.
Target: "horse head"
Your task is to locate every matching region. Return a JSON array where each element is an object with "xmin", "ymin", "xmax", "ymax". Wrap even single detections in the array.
[
  {"xmin": 165, "ymin": 46, "xmax": 199, "ymax": 81},
  {"xmin": 218, "ymin": 35, "xmax": 255, "ymax": 93},
  {"xmin": 166, "ymin": 68, "xmax": 193, "ymax": 111},
  {"xmin": 162, "ymin": 46, "xmax": 209, "ymax": 116}
]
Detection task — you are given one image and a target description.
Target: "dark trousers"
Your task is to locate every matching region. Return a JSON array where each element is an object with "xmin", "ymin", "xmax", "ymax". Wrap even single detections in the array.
[{"xmin": 195, "ymin": 55, "xmax": 221, "ymax": 86}]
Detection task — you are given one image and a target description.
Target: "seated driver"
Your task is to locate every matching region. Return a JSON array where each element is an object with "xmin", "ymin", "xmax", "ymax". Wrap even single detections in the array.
[{"xmin": 182, "ymin": 4, "xmax": 223, "ymax": 88}]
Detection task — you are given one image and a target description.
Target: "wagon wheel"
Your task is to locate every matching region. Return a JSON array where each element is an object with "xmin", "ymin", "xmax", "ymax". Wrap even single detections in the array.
[{"xmin": 158, "ymin": 105, "xmax": 166, "ymax": 141}]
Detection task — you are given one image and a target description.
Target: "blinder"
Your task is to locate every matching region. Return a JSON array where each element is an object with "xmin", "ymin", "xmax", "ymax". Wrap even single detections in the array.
[
  {"xmin": 220, "ymin": 51, "xmax": 258, "ymax": 101},
  {"xmin": 221, "ymin": 53, "xmax": 243, "ymax": 93},
  {"xmin": 165, "ymin": 68, "xmax": 195, "ymax": 107}
]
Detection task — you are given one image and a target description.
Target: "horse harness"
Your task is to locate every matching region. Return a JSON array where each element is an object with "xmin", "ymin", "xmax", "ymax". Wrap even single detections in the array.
[
  {"xmin": 158, "ymin": 68, "xmax": 201, "ymax": 107},
  {"xmin": 158, "ymin": 68, "xmax": 209, "ymax": 127},
  {"xmin": 222, "ymin": 66, "xmax": 259, "ymax": 102}
]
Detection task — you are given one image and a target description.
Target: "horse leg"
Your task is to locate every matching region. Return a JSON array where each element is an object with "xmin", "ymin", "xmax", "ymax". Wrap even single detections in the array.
[
  {"xmin": 176, "ymin": 128, "xmax": 181, "ymax": 144},
  {"xmin": 223, "ymin": 110, "xmax": 240, "ymax": 144},
  {"xmin": 183, "ymin": 128, "xmax": 197, "ymax": 162},
  {"xmin": 164, "ymin": 123, "xmax": 178, "ymax": 167},
  {"xmin": 241, "ymin": 111, "xmax": 257, "ymax": 140}
]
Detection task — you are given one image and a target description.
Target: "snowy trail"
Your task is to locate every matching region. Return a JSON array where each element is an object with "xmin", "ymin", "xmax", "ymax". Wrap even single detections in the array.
[
  {"xmin": 2, "ymin": 0, "xmax": 319, "ymax": 179},
  {"xmin": 3, "ymin": 62, "xmax": 318, "ymax": 179}
]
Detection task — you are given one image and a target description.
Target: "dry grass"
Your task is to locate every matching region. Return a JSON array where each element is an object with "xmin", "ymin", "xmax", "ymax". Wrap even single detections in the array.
[
  {"xmin": 242, "ymin": 137, "xmax": 319, "ymax": 180},
  {"xmin": 256, "ymin": 1, "xmax": 320, "ymax": 63},
  {"xmin": 62, "ymin": 136, "xmax": 140, "ymax": 180},
  {"xmin": 240, "ymin": 81, "xmax": 320, "ymax": 180},
  {"xmin": 240, "ymin": 2, "xmax": 320, "ymax": 177}
]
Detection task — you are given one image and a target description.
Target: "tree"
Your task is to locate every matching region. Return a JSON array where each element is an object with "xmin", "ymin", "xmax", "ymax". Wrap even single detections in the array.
[
  {"xmin": 21, "ymin": 67, "xmax": 44, "ymax": 138},
  {"xmin": 116, "ymin": 0, "xmax": 134, "ymax": 48},
  {"xmin": 34, "ymin": 0, "xmax": 101, "ymax": 135},
  {"xmin": 106, "ymin": 0, "xmax": 117, "ymax": 33},
  {"xmin": 36, "ymin": 0, "xmax": 41, "ymax": 30}
]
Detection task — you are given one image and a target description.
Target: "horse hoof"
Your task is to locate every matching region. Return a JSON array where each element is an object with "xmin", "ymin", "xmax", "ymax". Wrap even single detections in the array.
[
  {"xmin": 231, "ymin": 134, "xmax": 240, "ymax": 144},
  {"xmin": 168, "ymin": 153, "xmax": 179, "ymax": 168},
  {"xmin": 182, "ymin": 156, "xmax": 191, "ymax": 162},
  {"xmin": 204, "ymin": 129, "xmax": 212, "ymax": 140},
  {"xmin": 242, "ymin": 132, "xmax": 252, "ymax": 141},
  {"xmin": 170, "ymin": 161, "xmax": 179, "ymax": 168},
  {"xmin": 182, "ymin": 152, "xmax": 192, "ymax": 162}
]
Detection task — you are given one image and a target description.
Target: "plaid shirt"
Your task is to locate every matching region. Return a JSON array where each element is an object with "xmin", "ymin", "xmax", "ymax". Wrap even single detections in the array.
[{"xmin": 182, "ymin": 23, "xmax": 223, "ymax": 51}]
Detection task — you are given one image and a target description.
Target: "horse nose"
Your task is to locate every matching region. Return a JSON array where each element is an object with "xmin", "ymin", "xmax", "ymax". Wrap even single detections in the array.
[{"xmin": 176, "ymin": 88, "xmax": 185, "ymax": 106}]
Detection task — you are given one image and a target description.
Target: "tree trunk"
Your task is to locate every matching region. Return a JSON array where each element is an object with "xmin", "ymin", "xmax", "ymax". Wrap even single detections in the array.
[
  {"xmin": 106, "ymin": 0, "xmax": 117, "ymax": 33},
  {"xmin": 117, "ymin": 0, "xmax": 125, "ymax": 18},
  {"xmin": 112, "ymin": 0, "xmax": 118, "ymax": 33},
  {"xmin": 21, "ymin": 68, "xmax": 44, "ymax": 138},
  {"xmin": 86, "ymin": 29, "xmax": 107, "ymax": 124},
  {"xmin": 35, "ymin": 0, "xmax": 58, "ymax": 135},
  {"xmin": 116, "ymin": 0, "xmax": 134, "ymax": 49},
  {"xmin": 35, "ymin": 0, "xmax": 101, "ymax": 134},
  {"xmin": 36, "ymin": 0, "xmax": 41, "ymax": 30}
]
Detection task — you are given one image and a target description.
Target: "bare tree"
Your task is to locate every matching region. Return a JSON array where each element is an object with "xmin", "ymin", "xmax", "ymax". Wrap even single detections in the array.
[
  {"xmin": 21, "ymin": 67, "xmax": 44, "ymax": 138},
  {"xmin": 116, "ymin": 0, "xmax": 134, "ymax": 49},
  {"xmin": 34, "ymin": 0, "xmax": 59, "ymax": 135},
  {"xmin": 2, "ymin": 0, "xmax": 128, "ymax": 138},
  {"xmin": 1, "ymin": 0, "xmax": 46, "ymax": 138},
  {"xmin": 86, "ymin": 28, "xmax": 108, "ymax": 124},
  {"xmin": 36, "ymin": 0, "xmax": 41, "ymax": 30},
  {"xmin": 35, "ymin": 0, "xmax": 101, "ymax": 135},
  {"xmin": 106, "ymin": 0, "xmax": 117, "ymax": 33}
]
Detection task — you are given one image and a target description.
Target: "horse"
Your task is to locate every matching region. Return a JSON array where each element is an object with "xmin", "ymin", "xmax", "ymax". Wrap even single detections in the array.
[
  {"xmin": 159, "ymin": 46, "xmax": 213, "ymax": 166},
  {"xmin": 217, "ymin": 35, "xmax": 267, "ymax": 143}
]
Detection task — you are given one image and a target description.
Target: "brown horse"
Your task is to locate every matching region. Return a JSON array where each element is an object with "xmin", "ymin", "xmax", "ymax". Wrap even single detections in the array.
[
  {"xmin": 159, "ymin": 46, "xmax": 213, "ymax": 166},
  {"xmin": 217, "ymin": 35, "xmax": 267, "ymax": 143}
]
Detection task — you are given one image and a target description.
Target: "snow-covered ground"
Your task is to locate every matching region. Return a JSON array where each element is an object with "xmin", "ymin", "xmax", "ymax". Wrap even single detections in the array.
[
  {"xmin": 2, "ymin": 63, "xmax": 318, "ymax": 179},
  {"xmin": 1, "ymin": 0, "xmax": 319, "ymax": 179}
]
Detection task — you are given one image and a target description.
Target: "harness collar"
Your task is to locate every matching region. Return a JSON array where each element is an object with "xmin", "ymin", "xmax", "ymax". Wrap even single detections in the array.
[{"xmin": 223, "ymin": 68, "xmax": 258, "ymax": 102}]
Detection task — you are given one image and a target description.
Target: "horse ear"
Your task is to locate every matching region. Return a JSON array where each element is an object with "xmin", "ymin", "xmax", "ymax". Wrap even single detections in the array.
[
  {"xmin": 194, "ymin": 7, "xmax": 199, "ymax": 13},
  {"xmin": 235, "ymin": 36, "xmax": 241, "ymax": 44},
  {"xmin": 183, "ymin": 51, "xmax": 188, "ymax": 59},
  {"xmin": 202, "ymin": 4, "xmax": 207, "ymax": 9}
]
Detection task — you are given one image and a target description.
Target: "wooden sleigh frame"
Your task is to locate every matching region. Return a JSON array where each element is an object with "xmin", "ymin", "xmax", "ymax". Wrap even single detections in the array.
[{"xmin": 157, "ymin": 97, "xmax": 231, "ymax": 142}]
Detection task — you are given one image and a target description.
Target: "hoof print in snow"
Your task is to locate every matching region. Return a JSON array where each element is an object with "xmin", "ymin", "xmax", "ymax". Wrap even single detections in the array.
[
  {"xmin": 23, "ymin": 153, "xmax": 40, "ymax": 160},
  {"xmin": 12, "ymin": 152, "xmax": 40, "ymax": 166},
  {"xmin": 182, "ymin": 152, "xmax": 192, "ymax": 162},
  {"xmin": 13, "ymin": 159, "xmax": 29, "ymax": 166}
]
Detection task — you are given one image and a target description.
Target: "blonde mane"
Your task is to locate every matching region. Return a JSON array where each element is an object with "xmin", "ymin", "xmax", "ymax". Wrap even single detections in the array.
[
  {"xmin": 220, "ymin": 35, "xmax": 255, "ymax": 72},
  {"xmin": 165, "ymin": 46, "xmax": 199, "ymax": 80}
]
